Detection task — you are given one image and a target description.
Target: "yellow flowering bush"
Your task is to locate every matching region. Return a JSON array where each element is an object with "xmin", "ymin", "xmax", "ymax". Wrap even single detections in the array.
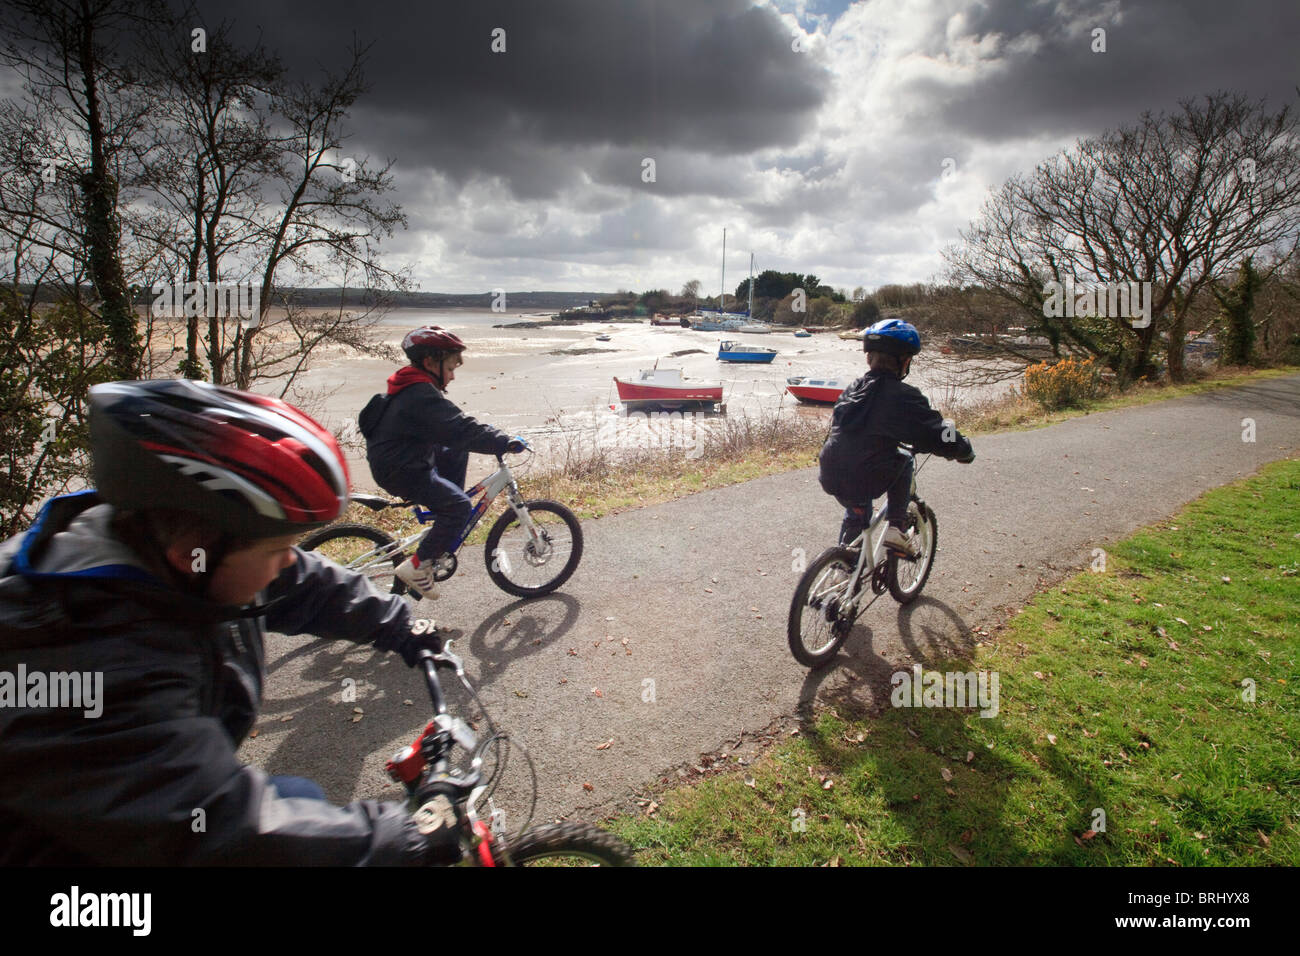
[{"xmin": 1023, "ymin": 356, "xmax": 1103, "ymax": 410}]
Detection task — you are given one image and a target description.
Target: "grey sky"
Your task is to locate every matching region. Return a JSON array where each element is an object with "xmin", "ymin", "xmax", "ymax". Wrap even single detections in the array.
[{"xmin": 66, "ymin": 1, "xmax": 1300, "ymax": 292}]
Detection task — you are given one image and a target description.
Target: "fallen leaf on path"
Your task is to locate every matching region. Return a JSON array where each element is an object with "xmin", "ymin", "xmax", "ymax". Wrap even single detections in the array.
[
  {"xmin": 591, "ymin": 687, "xmax": 603, "ymax": 698},
  {"xmin": 582, "ymin": 782, "xmax": 594, "ymax": 792},
  {"xmin": 281, "ymin": 715, "xmax": 294, "ymax": 722},
  {"xmin": 1047, "ymin": 734, "xmax": 1057, "ymax": 745},
  {"xmin": 595, "ymin": 739, "xmax": 613, "ymax": 751},
  {"xmin": 940, "ymin": 768, "xmax": 953, "ymax": 782}
]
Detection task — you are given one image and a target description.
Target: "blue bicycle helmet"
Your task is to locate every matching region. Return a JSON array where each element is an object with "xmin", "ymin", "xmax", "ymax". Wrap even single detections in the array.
[{"xmin": 862, "ymin": 317, "xmax": 921, "ymax": 356}]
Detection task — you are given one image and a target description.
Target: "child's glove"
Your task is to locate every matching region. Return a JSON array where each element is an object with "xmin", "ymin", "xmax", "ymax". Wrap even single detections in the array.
[
  {"xmin": 506, "ymin": 436, "xmax": 529, "ymax": 453},
  {"xmin": 400, "ymin": 618, "xmax": 445, "ymax": 666}
]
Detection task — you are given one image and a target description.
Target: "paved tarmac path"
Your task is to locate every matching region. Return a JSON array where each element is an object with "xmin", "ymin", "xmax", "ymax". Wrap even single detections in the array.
[{"xmin": 242, "ymin": 373, "xmax": 1300, "ymax": 827}]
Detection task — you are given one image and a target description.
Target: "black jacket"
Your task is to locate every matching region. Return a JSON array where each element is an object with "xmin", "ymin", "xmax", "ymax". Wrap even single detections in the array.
[
  {"xmin": 0, "ymin": 492, "xmax": 431, "ymax": 865},
  {"xmin": 819, "ymin": 370, "xmax": 973, "ymax": 498},
  {"xmin": 365, "ymin": 367, "xmax": 512, "ymax": 488}
]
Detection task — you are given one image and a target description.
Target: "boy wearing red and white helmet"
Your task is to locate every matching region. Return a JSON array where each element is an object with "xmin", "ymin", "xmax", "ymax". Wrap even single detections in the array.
[
  {"xmin": 0, "ymin": 380, "xmax": 457, "ymax": 865},
  {"xmin": 361, "ymin": 326, "xmax": 526, "ymax": 598}
]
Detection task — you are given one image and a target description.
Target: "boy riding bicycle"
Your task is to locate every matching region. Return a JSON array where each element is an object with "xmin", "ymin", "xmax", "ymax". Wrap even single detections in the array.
[
  {"xmin": 361, "ymin": 327, "xmax": 526, "ymax": 599},
  {"xmin": 819, "ymin": 318, "xmax": 975, "ymax": 557},
  {"xmin": 0, "ymin": 380, "xmax": 463, "ymax": 865}
]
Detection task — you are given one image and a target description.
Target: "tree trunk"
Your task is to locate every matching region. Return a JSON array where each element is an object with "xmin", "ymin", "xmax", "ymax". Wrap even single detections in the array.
[{"xmin": 77, "ymin": 6, "xmax": 138, "ymax": 381}]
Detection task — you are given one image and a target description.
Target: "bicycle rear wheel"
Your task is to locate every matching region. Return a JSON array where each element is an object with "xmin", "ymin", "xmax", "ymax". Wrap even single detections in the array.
[
  {"xmin": 498, "ymin": 822, "xmax": 634, "ymax": 867},
  {"xmin": 787, "ymin": 546, "xmax": 859, "ymax": 668},
  {"xmin": 484, "ymin": 500, "xmax": 583, "ymax": 598},
  {"xmin": 299, "ymin": 523, "xmax": 408, "ymax": 596},
  {"xmin": 887, "ymin": 500, "xmax": 937, "ymax": 604}
]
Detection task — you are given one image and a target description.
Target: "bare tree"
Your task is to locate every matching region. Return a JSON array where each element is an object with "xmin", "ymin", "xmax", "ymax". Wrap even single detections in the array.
[{"xmin": 945, "ymin": 92, "xmax": 1300, "ymax": 383}]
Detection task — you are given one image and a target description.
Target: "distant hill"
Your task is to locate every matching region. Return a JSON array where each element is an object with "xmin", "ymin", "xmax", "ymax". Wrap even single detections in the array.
[
  {"xmin": 14, "ymin": 283, "xmax": 611, "ymax": 311},
  {"xmin": 279, "ymin": 289, "xmax": 612, "ymax": 310}
]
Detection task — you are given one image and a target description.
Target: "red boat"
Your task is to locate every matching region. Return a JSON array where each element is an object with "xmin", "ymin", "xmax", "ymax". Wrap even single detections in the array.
[
  {"xmin": 785, "ymin": 376, "xmax": 848, "ymax": 404},
  {"xmin": 614, "ymin": 367, "xmax": 723, "ymax": 409}
]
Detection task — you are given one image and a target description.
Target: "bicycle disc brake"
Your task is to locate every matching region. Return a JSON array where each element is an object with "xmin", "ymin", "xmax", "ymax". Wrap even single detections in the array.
[{"xmin": 523, "ymin": 532, "xmax": 552, "ymax": 566}]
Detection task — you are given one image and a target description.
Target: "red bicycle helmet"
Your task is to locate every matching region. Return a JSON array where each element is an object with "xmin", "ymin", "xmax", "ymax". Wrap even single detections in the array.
[
  {"xmin": 89, "ymin": 380, "xmax": 350, "ymax": 539},
  {"xmin": 402, "ymin": 326, "xmax": 466, "ymax": 365}
]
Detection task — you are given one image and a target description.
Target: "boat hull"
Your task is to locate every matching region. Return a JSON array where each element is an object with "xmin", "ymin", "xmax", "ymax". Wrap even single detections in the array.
[
  {"xmin": 614, "ymin": 377, "xmax": 723, "ymax": 407},
  {"xmin": 785, "ymin": 377, "xmax": 847, "ymax": 404}
]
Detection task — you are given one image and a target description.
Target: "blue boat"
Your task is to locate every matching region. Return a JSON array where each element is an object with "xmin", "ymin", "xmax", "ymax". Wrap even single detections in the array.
[{"xmin": 718, "ymin": 340, "xmax": 777, "ymax": 363}]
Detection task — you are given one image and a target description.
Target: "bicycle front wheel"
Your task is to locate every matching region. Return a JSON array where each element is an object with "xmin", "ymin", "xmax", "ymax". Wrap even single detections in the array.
[
  {"xmin": 887, "ymin": 500, "xmax": 937, "ymax": 604},
  {"xmin": 484, "ymin": 500, "xmax": 583, "ymax": 598},
  {"xmin": 787, "ymin": 546, "xmax": 859, "ymax": 668},
  {"xmin": 498, "ymin": 823, "xmax": 634, "ymax": 867},
  {"xmin": 299, "ymin": 523, "xmax": 408, "ymax": 596}
]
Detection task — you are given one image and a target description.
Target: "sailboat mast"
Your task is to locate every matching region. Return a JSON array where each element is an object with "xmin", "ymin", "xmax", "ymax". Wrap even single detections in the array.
[
  {"xmin": 748, "ymin": 252, "xmax": 754, "ymax": 318},
  {"xmin": 720, "ymin": 229, "xmax": 726, "ymax": 312}
]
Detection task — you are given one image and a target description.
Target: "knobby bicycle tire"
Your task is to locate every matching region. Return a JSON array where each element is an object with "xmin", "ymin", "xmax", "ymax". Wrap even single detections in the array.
[
  {"xmin": 887, "ymin": 502, "xmax": 937, "ymax": 604},
  {"xmin": 483, "ymin": 500, "xmax": 584, "ymax": 598},
  {"xmin": 499, "ymin": 822, "xmax": 634, "ymax": 867},
  {"xmin": 299, "ymin": 523, "xmax": 408, "ymax": 596},
  {"xmin": 787, "ymin": 546, "xmax": 860, "ymax": 668}
]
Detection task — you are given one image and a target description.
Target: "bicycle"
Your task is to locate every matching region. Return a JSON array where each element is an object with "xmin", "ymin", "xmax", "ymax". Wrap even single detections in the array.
[
  {"xmin": 787, "ymin": 446, "xmax": 939, "ymax": 668},
  {"xmin": 300, "ymin": 451, "xmax": 583, "ymax": 599},
  {"xmin": 393, "ymin": 638, "xmax": 634, "ymax": 866}
]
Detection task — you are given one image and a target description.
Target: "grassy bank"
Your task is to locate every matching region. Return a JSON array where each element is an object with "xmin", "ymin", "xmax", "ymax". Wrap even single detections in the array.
[
  {"xmin": 338, "ymin": 364, "xmax": 1298, "ymax": 543},
  {"xmin": 607, "ymin": 457, "xmax": 1299, "ymax": 865}
]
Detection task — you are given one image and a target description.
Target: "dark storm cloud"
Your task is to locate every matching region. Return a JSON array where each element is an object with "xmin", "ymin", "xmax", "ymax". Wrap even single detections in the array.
[
  {"xmin": 188, "ymin": 0, "xmax": 830, "ymax": 197},
  {"xmin": 911, "ymin": 0, "xmax": 1300, "ymax": 141}
]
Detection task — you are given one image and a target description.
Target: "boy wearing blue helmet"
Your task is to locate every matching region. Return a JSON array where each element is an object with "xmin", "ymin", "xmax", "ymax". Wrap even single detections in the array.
[{"xmin": 819, "ymin": 318, "xmax": 975, "ymax": 557}]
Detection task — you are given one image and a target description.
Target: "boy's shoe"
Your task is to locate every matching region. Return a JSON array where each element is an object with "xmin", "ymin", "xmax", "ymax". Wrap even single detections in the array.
[
  {"xmin": 881, "ymin": 525, "xmax": 920, "ymax": 560},
  {"xmin": 396, "ymin": 556, "xmax": 440, "ymax": 599}
]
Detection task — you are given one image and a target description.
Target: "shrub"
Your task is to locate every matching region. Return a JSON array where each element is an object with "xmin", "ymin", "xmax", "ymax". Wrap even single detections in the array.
[{"xmin": 1023, "ymin": 357, "xmax": 1103, "ymax": 410}]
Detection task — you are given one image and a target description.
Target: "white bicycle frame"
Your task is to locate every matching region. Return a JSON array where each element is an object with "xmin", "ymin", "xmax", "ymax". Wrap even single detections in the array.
[
  {"xmin": 343, "ymin": 457, "xmax": 544, "ymax": 576},
  {"xmin": 825, "ymin": 450, "xmax": 926, "ymax": 616}
]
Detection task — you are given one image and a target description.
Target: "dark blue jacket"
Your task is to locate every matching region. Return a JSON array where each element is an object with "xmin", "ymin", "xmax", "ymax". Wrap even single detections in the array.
[
  {"xmin": 365, "ymin": 366, "xmax": 511, "ymax": 489},
  {"xmin": 0, "ymin": 492, "xmax": 430, "ymax": 865},
  {"xmin": 819, "ymin": 370, "xmax": 972, "ymax": 498}
]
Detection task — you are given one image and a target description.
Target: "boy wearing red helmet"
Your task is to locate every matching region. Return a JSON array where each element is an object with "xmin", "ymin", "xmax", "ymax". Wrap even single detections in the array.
[
  {"xmin": 0, "ymin": 380, "xmax": 459, "ymax": 865},
  {"xmin": 362, "ymin": 326, "xmax": 526, "ymax": 598}
]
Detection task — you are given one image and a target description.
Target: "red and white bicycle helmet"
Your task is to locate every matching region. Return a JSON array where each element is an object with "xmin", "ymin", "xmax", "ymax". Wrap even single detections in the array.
[
  {"xmin": 89, "ymin": 380, "xmax": 350, "ymax": 539},
  {"xmin": 402, "ymin": 326, "xmax": 466, "ymax": 365}
]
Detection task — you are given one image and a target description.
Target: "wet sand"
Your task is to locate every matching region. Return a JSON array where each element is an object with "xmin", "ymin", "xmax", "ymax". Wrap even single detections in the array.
[{"xmin": 251, "ymin": 308, "xmax": 1013, "ymax": 491}]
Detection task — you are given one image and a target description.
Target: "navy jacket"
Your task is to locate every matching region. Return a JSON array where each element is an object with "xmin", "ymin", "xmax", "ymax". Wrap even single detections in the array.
[
  {"xmin": 819, "ymin": 370, "xmax": 973, "ymax": 498},
  {"xmin": 365, "ymin": 366, "xmax": 511, "ymax": 489},
  {"xmin": 0, "ymin": 492, "xmax": 430, "ymax": 865}
]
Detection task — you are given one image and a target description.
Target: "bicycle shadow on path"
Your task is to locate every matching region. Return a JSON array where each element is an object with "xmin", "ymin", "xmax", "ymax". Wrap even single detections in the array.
[
  {"xmin": 790, "ymin": 595, "xmax": 1110, "ymax": 864},
  {"xmin": 244, "ymin": 593, "xmax": 582, "ymax": 804}
]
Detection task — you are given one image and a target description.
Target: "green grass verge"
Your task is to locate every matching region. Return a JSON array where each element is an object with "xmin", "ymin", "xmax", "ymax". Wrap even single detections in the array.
[{"xmin": 609, "ymin": 457, "xmax": 1300, "ymax": 866}]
